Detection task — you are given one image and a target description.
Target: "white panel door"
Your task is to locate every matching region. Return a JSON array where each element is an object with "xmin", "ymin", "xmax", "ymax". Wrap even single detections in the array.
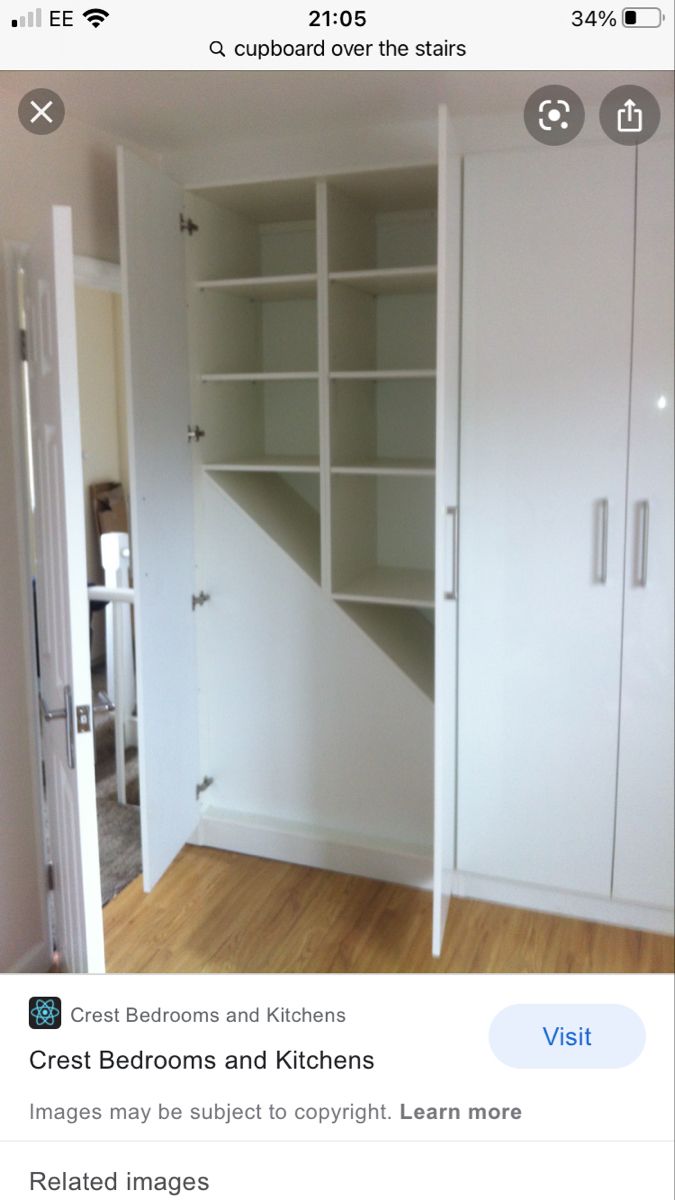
[
  {"xmin": 27, "ymin": 207, "xmax": 105, "ymax": 972},
  {"xmin": 613, "ymin": 139, "xmax": 674, "ymax": 910},
  {"xmin": 432, "ymin": 106, "xmax": 462, "ymax": 954},
  {"xmin": 117, "ymin": 149, "xmax": 200, "ymax": 889},
  {"xmin": 457, "ymin": 145, "xmax": 634, "ymax": 896}
]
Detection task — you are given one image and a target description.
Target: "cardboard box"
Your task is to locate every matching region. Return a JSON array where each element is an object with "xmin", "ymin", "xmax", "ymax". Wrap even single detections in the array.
[{"xmin": 90, "ymin": 482, "xmax": 128, "ymax": 538}]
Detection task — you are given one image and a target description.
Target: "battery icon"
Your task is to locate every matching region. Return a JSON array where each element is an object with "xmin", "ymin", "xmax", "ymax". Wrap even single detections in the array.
[{"xmin": 622, "ymin": 7, "xmax": 663, "ymax": 24}]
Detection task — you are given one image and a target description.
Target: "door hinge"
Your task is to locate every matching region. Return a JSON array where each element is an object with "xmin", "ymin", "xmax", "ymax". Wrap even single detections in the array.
[
  {"xmin": 19, "ymin": 328, "xmax": 28, "ymax": 362},
  {"xmin": 192, "ymin": 591, "xmax": 210, "ymax": 611},
  {"xmin": 46, "ymin": 862, "xmax": 55, "ymax": 892},
  {"xmin": 196, "ymin": 775, "xmax": 214, "ymax": 800},
  {"xmin": 188, "ymin": 425, "xmax": 206, "ymax": 443},
  {"xmin": 180, "ymin": 214, "xmax": 199, "ymax": 236}
]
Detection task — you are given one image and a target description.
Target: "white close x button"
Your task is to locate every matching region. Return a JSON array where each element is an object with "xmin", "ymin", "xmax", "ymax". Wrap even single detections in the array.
[
  {"xmin": 18, "ymin": 89, "xmax": 66, "ymax": 135},
  {"xmin": 30, "ymin": 99, "xmax": 54, "ymax": 124}
]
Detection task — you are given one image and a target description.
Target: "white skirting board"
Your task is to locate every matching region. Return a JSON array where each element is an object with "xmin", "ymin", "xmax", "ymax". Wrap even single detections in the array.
[
  {"xmin": 193, "ymin": 809, "xmax": 673, "ymax": 936},
  {"xmin": 192, "ymin": 806, "xmax": 433, "ymax": 890},
  {"xmin": 451, "ymin": 871, "xmax": 674, "ymax": 938}
]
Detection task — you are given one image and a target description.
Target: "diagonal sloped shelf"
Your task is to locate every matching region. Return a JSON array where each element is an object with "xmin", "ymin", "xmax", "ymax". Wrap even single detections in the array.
[
  {"xmin": 205, "ymin": 469, "xmax": 321, "ymax": 584},
  {"xmin": 337, "ymin": 602, "xmax": 434, "ymax": 700}
]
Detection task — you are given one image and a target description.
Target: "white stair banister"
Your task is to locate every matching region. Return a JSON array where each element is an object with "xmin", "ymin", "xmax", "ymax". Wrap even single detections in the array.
[{"xmin": 99, "ymin": 532, "xmax": 136, "ymax": 804}]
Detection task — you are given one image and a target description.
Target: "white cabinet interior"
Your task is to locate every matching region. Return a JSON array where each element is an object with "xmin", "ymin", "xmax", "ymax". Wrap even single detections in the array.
[
  {"xmin": 189, "ymin": 166, "xmax": 439, "ymax": 694},
  {"xmin": 175, "ymin": 162, "xmax": 440, "ymax": 891},
  {"xmin": 191, "ymin": 184, "xmax": 322, "ymax": 584}
]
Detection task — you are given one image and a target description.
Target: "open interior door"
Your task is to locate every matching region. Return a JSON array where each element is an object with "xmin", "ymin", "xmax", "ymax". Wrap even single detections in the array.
[
  {"xmin": 432, "ymin": 107, "xmax": 462, "ymax": 955},
  {"xmin": 117, "ymin": 148, "xmax": 200, "ymax": 890},
  {"xmin": 27, "ymin": 206, "xmax": 105, "ymax": 973}
]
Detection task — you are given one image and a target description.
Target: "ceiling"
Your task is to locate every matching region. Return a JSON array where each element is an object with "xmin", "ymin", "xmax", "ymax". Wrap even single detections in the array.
[{"xmin": 0, "ymin": 70, "xmax": 671, "ymax": 154}]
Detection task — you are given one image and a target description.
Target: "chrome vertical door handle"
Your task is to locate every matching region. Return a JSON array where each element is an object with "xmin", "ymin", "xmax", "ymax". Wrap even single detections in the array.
[
  {"xmin": 444, "ymin": 506, "xmax": 459, "ymax": 600},
  {"xmin": 636, "ymin": 500, "xmax": 650, "ymax": 587},
  {"xmin": 40, "ymin": 685, "xmax": 75, "ymax": 769},
  {"xmin": 596, "ymin": 499, "xmax": 609, "ymax": 584}
]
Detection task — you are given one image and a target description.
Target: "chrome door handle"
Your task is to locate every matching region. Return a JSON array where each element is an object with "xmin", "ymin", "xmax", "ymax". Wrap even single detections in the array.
[
  {"xmin": 444, "ymin": 506, "xmax": 459, "ymax": 600},
  {"xmin": 40, "ymin": 685, "xmax": 75, "ymax": 769},
  {"xmin": 596, "ymin": 499, "xmax": 609, "ymax": 584},
  {"xmin": 93, "ymin": 690, "xmax": 115, "ymax": 714},
  {"xmin": 636, "ymin": 500, "xmax": 650, "ymax": 587},
  {"xmin": 39, "ymin": 694, "xmax": 66, "ymax": 722}
]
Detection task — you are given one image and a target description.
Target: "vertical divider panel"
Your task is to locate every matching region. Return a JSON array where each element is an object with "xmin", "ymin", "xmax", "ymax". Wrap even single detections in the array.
[
  {"xmin": 432, "ymin": 106, "xmax": 462, "ymax": 955},
  {"xmin": 317, "ymin": 182, "xmax": 332, "ymax": 592}
]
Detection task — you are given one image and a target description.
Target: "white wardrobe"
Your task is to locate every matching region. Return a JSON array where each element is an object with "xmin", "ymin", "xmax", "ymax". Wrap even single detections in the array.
[
  {"xmin": 117, "ymin": 111, "xmax": 673, "ymax": 954},
  {"xmin": 456, "ymin": 136, "xmax": 674, "ymax": 929}
]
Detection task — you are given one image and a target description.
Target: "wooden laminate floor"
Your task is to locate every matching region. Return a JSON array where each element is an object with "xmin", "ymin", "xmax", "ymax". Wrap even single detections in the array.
[{"xmin": 103, "ymin": 845, "xmax": 674, "ymax": 973}]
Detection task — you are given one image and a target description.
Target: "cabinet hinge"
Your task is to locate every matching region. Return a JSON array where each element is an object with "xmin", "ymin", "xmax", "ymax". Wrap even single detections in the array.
[
  {"xmin": 19, "ymin": 328, "xmax": 28, "ymax": 362},
  {"xmin": 188, "ymin": 425, "xmax": 206, "ymax": 443},
  {"xmin": 196, "ymin": 775, "xmax": 214, "ymax": 800},
  {"xmin": 46, "ymin": 862, "xmax": 55, "ymax": 892},
  {"xmin": 180, "ymin": 214, "xmax": 199, "ymax": 236},
  {"xmin": 191, "ymin": 591, "xmax": 211, "ymax": 611}
]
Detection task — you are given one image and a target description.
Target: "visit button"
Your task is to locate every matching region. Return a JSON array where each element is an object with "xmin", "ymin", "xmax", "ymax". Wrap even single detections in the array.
[{"xmin": 490, "ymin": 1005, "xmax": 645, "ymax": 1068}]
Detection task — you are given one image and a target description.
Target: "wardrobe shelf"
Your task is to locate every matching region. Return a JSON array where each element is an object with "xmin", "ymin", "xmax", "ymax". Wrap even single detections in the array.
[
  {"xmin": 201, "ymin": 372, "xmax": 320, "ymax": 383},
  {"xmin": 330, "ymin": 369, "xmax": 436, "ymax": 381},
  {"xmin": 333, "ymin": 567, "xmax": 435, "ymax": 609},
  {"xmin": 332, "ymin": 458, "xmax": 435, "ymax": 477},
  {"xmin": 204, "ymin": 456, "xmax": 320, "ymax": 474},
  {"xmin": 330, "ymin": 266, "xmax": 437, "ymax": 295},
  {"xmin": 196, "ymin": 273, "xmax": 317, "ymax": 300}
]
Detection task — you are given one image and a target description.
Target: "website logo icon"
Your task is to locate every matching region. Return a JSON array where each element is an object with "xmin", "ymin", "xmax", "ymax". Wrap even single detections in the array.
[{"xmin": 29, "ymin": 997, "xmax": 62, "ymax": 1030}]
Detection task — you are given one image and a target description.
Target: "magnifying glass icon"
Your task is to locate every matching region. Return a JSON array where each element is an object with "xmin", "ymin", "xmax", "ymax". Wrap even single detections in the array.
[{"xmin": 210, "ymin": 40, "xmax": 226, "ymax": 56}]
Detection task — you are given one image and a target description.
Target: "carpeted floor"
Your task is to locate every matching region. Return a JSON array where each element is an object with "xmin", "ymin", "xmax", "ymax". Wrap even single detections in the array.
[{"xmin": 93, "ymin": 672, "xmax": 142, "ymax": 905}]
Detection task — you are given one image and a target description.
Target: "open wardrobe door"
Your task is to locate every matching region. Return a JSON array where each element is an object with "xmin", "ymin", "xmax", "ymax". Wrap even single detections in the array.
[{"xmin": 117, "ymin": 147, "xmax": 200, "ymax": 890}]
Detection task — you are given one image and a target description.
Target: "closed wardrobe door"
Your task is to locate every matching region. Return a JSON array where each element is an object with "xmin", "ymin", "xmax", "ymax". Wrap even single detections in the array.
[
  {"xmin": 457, "ymin": 144, "xmax": 635, "ymax": 896},
  {"xmin": 613, "ymin": 139, "xmax": 674, "ymax": 910}
]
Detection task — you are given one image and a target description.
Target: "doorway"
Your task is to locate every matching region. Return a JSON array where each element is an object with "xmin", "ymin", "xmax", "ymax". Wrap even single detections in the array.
[{"xmin": 73, "ymin": 266, "xmax": 141, "ymax": 908}]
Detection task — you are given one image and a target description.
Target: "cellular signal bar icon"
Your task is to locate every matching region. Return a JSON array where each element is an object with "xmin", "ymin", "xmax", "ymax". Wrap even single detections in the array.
[{"xmin": 11, "ymin": 7, "xmax": 42, "ymax": 26}]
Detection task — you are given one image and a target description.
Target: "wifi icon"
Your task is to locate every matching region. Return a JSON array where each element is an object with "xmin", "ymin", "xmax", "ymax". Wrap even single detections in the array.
[{"xmin": 83, "ymin": 7, "xmax": 109, "ymax": 26}]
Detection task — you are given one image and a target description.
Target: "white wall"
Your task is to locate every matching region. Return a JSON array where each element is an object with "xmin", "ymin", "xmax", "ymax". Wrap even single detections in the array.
[
  {"xmin": 166, "ymin": 117, "xmax": 438, "ymax": 188},
  {"xmin": 0, "ymin": 92, "xmax": 141, "ymax": 971}
]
